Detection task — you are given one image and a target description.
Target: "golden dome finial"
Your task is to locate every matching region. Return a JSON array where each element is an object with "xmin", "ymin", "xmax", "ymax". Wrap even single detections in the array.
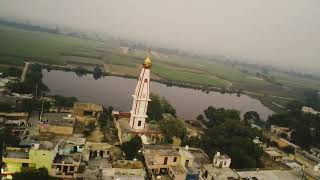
[{"xmin": 143, "ymin": 48, "xmax": 152, "ymax": 69}]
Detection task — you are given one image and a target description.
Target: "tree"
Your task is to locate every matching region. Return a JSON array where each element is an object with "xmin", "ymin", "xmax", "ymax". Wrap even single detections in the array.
[
  {"xmin": 74, "ymin": 66, "xmax": 88, "ymax": 77},
  {"xmin": 201, "ymin": 116, "xmax": 263, "ymax": 169},
  {"xmin": 147, "ymin": 93, "xmax": 176, "ymax": 121},
  {"xmin": 196, "ymin": 114, "xmax": 204, "ymax": 121},
  {"xmin": 286, "ymin": 101, "xmax": 304, "ymax": 112},
  {"xmin": 204, "ymin": 106, "xmax": 240, "ymax": 127},
  {"xmin": 267, "ymin": 105, "xmax": 320, "ymax": 148},
  {"xmin": 121, "ymin": 136, "xmax": 142, "ymax": 160},
  {"xmin": 93, "ymin": 66, "xmax": 103, "ymax": 80},
  {"xmin": 52, "ymin": 95, "xmax": 77, "ymax": 111},
  {"xmin": 22, "ymin": 99, "xmax": 51, "ymax": 114},
  {"xmin": 243, "ymin": 111, "xmax": 260, "ymax": 126},
  {"xmin": 6, "ymin": 64, "xmax": 49, "ymax": 96},
  {"xmin": 183, "ymin": 136, "xmax": 202, "ymax": 147},
  {"xmin": 0, "ymin": 102, "xmax": 12, "ymax": 112},
  {"xmin": 159, "ymin": 114, "xmax": 187, "ymax": 143},
  {"xmin": 83, "ymin": 121, "xmax": 96, "ymax": 137},
  {"xmin": 2, "ymin": 67, "xmax": 22, "ymax": 77},
  {"xmin": 291, "ymin": 123, "xmax": 312, "ymax": 148},
  {"xmin": 304, "ymin": 90, "xmax": 320, "ymax": 111},
  {"xmin": 147, "ymin": 93, "xmax": 163, "ymax": 121},
  {"xmin": 12, "ymin": 167, "xmax": 59, "ymax": 180},
  {"xmin": 161, "ymin": 97, "xmax": 176, "ymax": 117}
]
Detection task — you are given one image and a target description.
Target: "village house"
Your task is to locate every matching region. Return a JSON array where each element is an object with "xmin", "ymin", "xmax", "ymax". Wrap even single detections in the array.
[
  {"xmin": 82, "ymin": 142, "xmax": 121, "ymax": 162},
  {"xmin": 102, "ymin": 160, "xmax": 146, "ymax": 179},
  {"xmin": 301, "ymin": 163, "xmax": 320, "ymax": 180},
  {"xmin": 51, "ymin": 153, "xmax": 83, "ymax": 179},
  {"xmin": 116, "ymin": 116, "xmax": 164, "ymax": 144},
  {"xmin": 178, "ymin": 146, "xmax": 211, "ymax": 179},
  {"xmin": 143, "ymin": 144, "xmax": 187, "ymax": 180},
  {"xmin": 0, "ymin": 112, "xmax": 28, "ymax": 126},
  {"xmin": 295, "ymin": 150, "xmax": 320, "ymax": 169},
  {"xmin": 1, "ymin": 140, "xmax": 61, "ymax": 179},
  {"xmin": 54, "ymin": 139, "xmax": 83, "ymax": 176},
  {"xmin": 271, "ymin": 125, "xmax": 293, "ymax": 139},
  {"xmin": 265, "ymin": 150, "xmax": 284, "ymax": 162},
  {"xmin": 73, "ymin": 102, "xmax": 103, "ymax": 119},
  {"xmin": 199, "ymin": 152, "xmax": 239, "ymax": 180},
  {"xmin": 38, "ymin": 113, "xmax": 75, "ymax": 135},
  {"xmin": 236, "ymin": 169, "xmax": 303, "ymax": 180},
  {"xmin": 302, "ymin": 106, "xmax": 320, "ymax": 115},
  {"xmin": 311, "ymin": 148, "xmax": 320, "ymax": 159}
]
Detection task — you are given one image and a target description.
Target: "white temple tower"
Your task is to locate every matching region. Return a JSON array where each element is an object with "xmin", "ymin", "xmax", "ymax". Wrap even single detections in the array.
[{"xmin": 129, "ymin": 50, "xmax": 152, "ymax": 129}]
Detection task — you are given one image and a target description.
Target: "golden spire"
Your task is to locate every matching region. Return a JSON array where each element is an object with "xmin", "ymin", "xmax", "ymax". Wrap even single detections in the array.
[{"xmin": 143, "ymin": 48, "xmax": 152, "ymax": 69}]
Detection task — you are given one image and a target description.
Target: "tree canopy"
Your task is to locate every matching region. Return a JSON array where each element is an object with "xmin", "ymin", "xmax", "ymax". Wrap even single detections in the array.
[
  {"xmin": 52, "ymin": 95, "xmax": 77, "ymax": 110},
  {"xmin": 12, "ymin": 168, "xmax": 59, "ymax": 180},
  {"xmin": 202, "ymin": 118, "xmax": 263, "ymax": 168},
  {"xmin": 268, "ymin": 101, "xmax": 320, "ymax": 149},
  {"xmin": 159, "ymin": 114, "xmax": 187, "ymax": 143},
  {"xmin": 121, "ymin": 136, "xmax": 142, "ymax": 160},
  {"xmin": 6, "ymin": 64, "xmax": 48, "ymax": 95},
  {"xmin": 243, "ymin": 111, "xmax": 260, "ymax": 127},
  {"xmin": 186, "ymin": 106, "xmax": 264, "ymax": 169},
  {"xmin": 203, "ymin": 106, "xmax": 240, "ymax": 127},
  {"xmin": 93, "ymin": 66, "xmax": 104, "ymax": 80},
  {"xmin": 147, "ymin": 93, "xmax": 176, "ymax": 121}
]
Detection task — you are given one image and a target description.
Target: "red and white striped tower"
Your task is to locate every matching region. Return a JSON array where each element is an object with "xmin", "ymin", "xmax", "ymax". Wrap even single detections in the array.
[{"xmin": 129, "ymin": 49, "xmax": 152, "ymax": 129}]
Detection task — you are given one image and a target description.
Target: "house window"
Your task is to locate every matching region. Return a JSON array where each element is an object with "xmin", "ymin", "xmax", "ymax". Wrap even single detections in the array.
[
  {"xmin": 173, "ymin": 157, "xmax": 177, "ymax": 162},
  {"xmin": 107, "ymin": 151, "xmax": 110, "ymax": 155},
  {"xmin": 138, "ymin": 121, "xmax": 142, "ymax": 126},
  {"xmin": 185, "ymin": 159, "xmax": 189, "ymax": 167},
  {"xmin": 164, "ymin": 157, "xmax": 168, "ymax": 165},
  {"xmin": 63, "ymin": 166, "xmax": 68, "ymax": 173},
  {"xmin": 204, "ymin": 170, "xmax": 208, "ymax": 179},
  {"xmin": 22, "ymin": 163, "xmax": 29, "ymax": 168},
  {"xmin": 69, "ymin": 166, "xmax": 75, "ymax": 172},
  {"xmin": 99, "ymin": 150, "xmax": 104, "ymax": 157}
]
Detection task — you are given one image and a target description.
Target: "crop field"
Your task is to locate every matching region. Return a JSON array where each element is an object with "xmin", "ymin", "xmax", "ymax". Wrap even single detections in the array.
[
  {"xmin": 1, "ymin": 24, "xmax": 320, "ymax": 111},
  {"xmin": 0, "ymin": 26, "xmax": 107, "ymax": 65}
]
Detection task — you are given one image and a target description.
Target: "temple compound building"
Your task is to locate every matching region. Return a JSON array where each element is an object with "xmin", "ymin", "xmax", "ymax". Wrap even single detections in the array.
[
  {"xmin": 116, "ymin": 50, "xmax": 163, "ymax": 144},
  {"xmin": 73, "ymin": 102, "xmax": 103, "ymax": 120}
]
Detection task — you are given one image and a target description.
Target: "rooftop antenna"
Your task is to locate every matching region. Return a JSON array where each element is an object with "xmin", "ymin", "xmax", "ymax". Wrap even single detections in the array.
[{"xmin": 39, "ymin": 92, "xmax": 44, "ymax": 122}]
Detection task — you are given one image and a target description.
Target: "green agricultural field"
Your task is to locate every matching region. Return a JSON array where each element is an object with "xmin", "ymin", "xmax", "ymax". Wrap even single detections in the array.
[
  {"xmin": 152, "ymin": 62, "xmax": 229, "ymax": 87},
  {"xmin": 1, "ymin": 24, "xmax": 320, "ymax": 110},
  {"xmin": 0, "ymin": 26, "xmax": 107, "ymax": 65}
]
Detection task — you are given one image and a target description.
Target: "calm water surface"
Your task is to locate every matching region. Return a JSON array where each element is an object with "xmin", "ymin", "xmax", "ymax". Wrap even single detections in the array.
[{"xmin": 42, "ymin": 70, "xmax": 273, "ymax": 120}]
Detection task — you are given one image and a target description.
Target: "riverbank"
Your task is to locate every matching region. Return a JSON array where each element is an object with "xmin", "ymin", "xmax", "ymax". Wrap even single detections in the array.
[
  {"xmin": 40, "ymin": 63, "xmax": 292, "ymax": 114},
  {"xmin": 42, "ymin": 69, "xmax": 274, "ymax": 120},
  {"xmin": 41, "ymin": 63, "xmax": 239, "ymax": 93}
]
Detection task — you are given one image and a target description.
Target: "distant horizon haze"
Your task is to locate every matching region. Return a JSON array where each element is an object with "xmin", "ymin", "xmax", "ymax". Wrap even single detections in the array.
[{"xmin": 0, "ymin": 0, "xmax": 319, "ymax": 74}]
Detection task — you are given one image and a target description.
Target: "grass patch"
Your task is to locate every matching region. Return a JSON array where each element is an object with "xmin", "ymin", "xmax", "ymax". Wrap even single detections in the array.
[{"xmin": 153, "ymin": 63, "xmax": 229, "ymax": 87}]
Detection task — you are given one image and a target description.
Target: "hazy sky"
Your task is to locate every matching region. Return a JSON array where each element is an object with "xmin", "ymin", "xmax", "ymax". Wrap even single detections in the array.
[{"xmin": 1, "ymin": 0, "xmax": 320, "ymax": 73}]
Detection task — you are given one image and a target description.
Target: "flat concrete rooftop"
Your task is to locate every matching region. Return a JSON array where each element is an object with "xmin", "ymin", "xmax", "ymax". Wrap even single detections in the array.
[
  {"xmin": 118, "ymin": 118, "xmax": 162, "ymax": 133},
  {"xmin": 144, "ymin": 144, "xmax": 179, "ymax": 156},
  {"xmin": 236, "ymin": 169, "xmax": 303, "ymax": 180},
  {"xmin": 42, "ymin": 113, "xmax": 74, "ymax": 126},
  {"xmin": 4, "ymin": 148, "xmax": 29, "ymax": 159},
  {"xmin": 112, "ymin": 160, "xmax": 144, "ymax": 169}
]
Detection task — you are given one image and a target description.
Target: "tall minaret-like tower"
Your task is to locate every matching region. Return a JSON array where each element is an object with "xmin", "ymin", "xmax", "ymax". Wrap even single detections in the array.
[{"xmin": 129, "ymin": 49, "xmax": 152, "ymax": 129}]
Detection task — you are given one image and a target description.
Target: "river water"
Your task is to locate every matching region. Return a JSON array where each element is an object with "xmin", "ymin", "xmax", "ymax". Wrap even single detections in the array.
[{"xmin": 42, "ymin": 70, "xmax": 273, "ymax": 120}]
